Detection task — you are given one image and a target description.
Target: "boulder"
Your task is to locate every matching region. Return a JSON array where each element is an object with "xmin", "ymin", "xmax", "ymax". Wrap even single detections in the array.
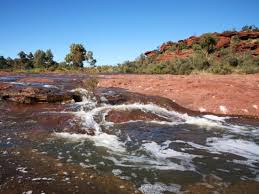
[
  {"xmin": 216, "ymin": 36, "xmax": 231, "ymax": 49},
  {"xmin": 160, "ymin": 42, "xmax": 174, "ymax": 52},
  {"xmin": 184, "ymin": 36, "xmax": 200, "ymax": 46},
  {"xmin": 0, "ymin": 84, "xmax": 82, "ymax": 104},
  {"xmin": 238, "ymin": 31, "xmax": 259, "ymax": 40},
  {"xmin": 106, "ymin": 109, "xmax": 170, "ymax": 123},
  {"xmin": 144, "ymin": 50, "xmax": 158, "ymax": 57}
]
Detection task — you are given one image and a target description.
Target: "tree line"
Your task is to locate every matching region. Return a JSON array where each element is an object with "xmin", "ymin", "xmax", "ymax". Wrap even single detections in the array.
[{"xmin": 0, "ymin": 43, "xmax": 96, "ymax": 70}]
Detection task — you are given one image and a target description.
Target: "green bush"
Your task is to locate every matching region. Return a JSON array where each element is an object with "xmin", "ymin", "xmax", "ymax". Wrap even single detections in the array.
[
  {"xmin": 237, "ymin": 53, "xmax": 259, "ymax": 74},
  {"xmin": 228, "ymin": 57, "xmax": 239, "ymax": 67},
  {"xmin": 209, "ymin": 62, "xmax": 233, "ymax": 74},
  {"xmin": 191, "ymin": 52, "xmax": 211, "ymax": 70},
  {"xmin": 178, "ymin": 43, "xmax": 189, "ymax": 50}
]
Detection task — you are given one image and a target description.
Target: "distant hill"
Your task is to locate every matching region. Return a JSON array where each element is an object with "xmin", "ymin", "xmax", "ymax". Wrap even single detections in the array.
[
  {"xmin": 144, "ymin": 30, "xmax": 259, "ymax": 61},
  {"xmin": 99, "ymin": 26, "xmax": 259, "ymax": 74}
]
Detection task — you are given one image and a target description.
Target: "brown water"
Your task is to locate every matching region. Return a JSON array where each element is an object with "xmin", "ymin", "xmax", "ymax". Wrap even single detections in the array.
[{"xmin": 0, "ymin": 74, "xmax": 259, "ymax": 194}]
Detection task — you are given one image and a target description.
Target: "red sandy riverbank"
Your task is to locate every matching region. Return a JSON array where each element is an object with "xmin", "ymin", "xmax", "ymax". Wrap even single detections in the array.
[{"xmin": 99, "ymin": 74, "xmax": 259, "ymax": 117}]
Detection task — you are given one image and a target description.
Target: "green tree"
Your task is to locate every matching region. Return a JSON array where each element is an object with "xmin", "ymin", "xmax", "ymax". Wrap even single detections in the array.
[
  {"xmin": 0, "ymin": 56, "xmax": 8, "ymax": 69},
  {"xmin": 199, "ymin": 33, "xmax": 218, "ymax": 55},
  {"xmin": 45, "ymin": 49, "xmax": 55, "ymax": 68},
  {"xmin": 6, "ymin": 57, "xmax": 14, "ymax": 69},
  {"xmin": 17, "ymin": 51, "xmax": 29, "ymax": 69},
  {"xmin": 241, "ymin": 25, "xmax": 258, "ymax": 32},
  {"xmin": 33, "ymin": 50, "xmax": 46, "ymax": 68},
  {"xmin": 65, "ymin": 43, "xmax": 96, "ymax": 68},
  {"xmin": 17, "ymin": 51, "xmax": 27, "ymax": 60},
  {"xmin": 26, "ymin": 52, "xmax": 34, "ymax": 69}
]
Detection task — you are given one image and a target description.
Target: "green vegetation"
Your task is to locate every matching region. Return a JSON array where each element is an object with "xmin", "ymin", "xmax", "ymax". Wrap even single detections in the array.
[
  {"xmin": 0, "ymin": 43, "xmax": 96, "ymax": 72},
  {"xmin": 199, "ymin": 33, "xmax": 218, "ymax": 55},
  {"xmin": 1, "ymin": 25, "xmax": 258, "ymax": 75},
  {"xmin": 241, "ymin": 25, "xmax": 259, "ymax": 32},
  {"xmin": 106, "ymin": 49, "xmax": 258, "ymax": 75},
  {"xmin": 97, "ymin": 25, "xmax": 259, "ymax": 75},
  {"xmin": 65, "ymin": 44, "xmax": 96, "ymax": 68}
]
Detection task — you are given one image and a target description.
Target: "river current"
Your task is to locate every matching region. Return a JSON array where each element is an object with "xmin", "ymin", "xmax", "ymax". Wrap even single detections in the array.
[{"xmin": 0, "ymin": 75, "xmax": 259, "ymax": 194}]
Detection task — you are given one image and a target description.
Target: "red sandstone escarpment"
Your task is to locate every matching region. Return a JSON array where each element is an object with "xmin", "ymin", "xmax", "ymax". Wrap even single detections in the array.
[{"xmin": 144, "ymin": 31, "xmax": 259, "ymax": 62}]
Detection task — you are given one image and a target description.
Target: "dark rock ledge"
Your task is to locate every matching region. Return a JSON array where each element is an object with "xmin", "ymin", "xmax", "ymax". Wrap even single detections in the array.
[{"xmin": 0, "ymin": 82, "xmax": 82, "ymax": 104}]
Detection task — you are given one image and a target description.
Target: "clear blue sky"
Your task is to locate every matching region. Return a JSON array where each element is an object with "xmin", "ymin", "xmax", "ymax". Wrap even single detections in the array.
[{"xmin": 0, "ymin": 0, "xmax": 259, "ymax": 66}]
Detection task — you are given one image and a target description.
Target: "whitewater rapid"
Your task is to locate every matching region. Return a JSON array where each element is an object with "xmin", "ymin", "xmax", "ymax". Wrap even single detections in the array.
[{"xmin": 54, "ymin": 88, "xmax": 259, "ymax": 194}]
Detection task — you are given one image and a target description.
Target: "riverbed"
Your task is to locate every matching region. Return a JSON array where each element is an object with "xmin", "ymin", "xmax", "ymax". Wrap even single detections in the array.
[{"xmin": 0, "ymin": 73, "xmax": 259, "ymax": 194}]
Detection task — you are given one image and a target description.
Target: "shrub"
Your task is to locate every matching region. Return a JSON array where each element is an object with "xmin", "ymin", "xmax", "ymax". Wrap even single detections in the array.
[
  {"xmin": 191, "ymin": 52, "xmax": 210, "ymax": 70},
  {"xmin": 237, "ymin": 53, "xmax": 259, "ymax": 74},
  {"xmin": 167, "ymin": 44, "xmax": 177, "ymax": 52},
  {"xmin": 178, "ymin": 43, "xmax": 189, "ymax": 50},
  {"xmin": 230, "ymin": 35, "xmax": 240, "ymax": 45},
  {"xmin": 209, "ymin": 62, "xmax": 233, "ymax": 74},
  {"xmin": 199, "ymin": 33, "xmax": 218, "ymax": 54},
  {"xmin": 170, "ymin": 58, "xmax": 193, "ymax": 74},
  {"xmin": 241, "ymin": 25, "xmax": 259, "ymax": 32},
  {"xmin": 228, "ymin": 57, "xmax": 239, "ymax": 67}
]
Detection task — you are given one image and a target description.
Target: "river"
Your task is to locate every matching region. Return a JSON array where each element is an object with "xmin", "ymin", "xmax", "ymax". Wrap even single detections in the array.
[{"xmin": 0, "ymin": 73, "xmax": 259, "ymax": 194}]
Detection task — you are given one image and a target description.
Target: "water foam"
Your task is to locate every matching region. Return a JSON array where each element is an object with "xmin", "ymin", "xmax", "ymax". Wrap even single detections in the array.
[
  {"xmin": 54, "ymin": 132, "xmax": 125, "ymax": 153},
  {"xmin": 54, "ymin": 89, "xmax": 259, "ymax": 173},
  {"xmin": 142, "ymin": 140, "xmax": 196, "ymax": 159},
  {"xmin": 206, "ymin": 138, "xmax": 259, "ymax": 162},
  {"xmin": 139, "ymin": 182, "xmax": 182, "ymax": 194}
]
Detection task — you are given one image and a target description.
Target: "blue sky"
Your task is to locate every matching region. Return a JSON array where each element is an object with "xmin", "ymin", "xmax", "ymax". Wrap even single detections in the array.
[{"xmin": 0, "ymin": 0, "xmax": 259, "ymax": 65}]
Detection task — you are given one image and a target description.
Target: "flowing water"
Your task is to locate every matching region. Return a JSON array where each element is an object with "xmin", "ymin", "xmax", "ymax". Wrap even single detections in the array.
[{"xmin": 0, "ymin": 74, "xmax": 259, "ymax": 194}]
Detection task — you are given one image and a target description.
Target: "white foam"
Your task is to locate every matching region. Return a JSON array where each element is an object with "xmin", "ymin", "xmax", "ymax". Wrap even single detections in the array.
[
  {"xmin": 207, "ymin": 138, "xmax": 259, "ymax": 161},
  {"xmin": 112, "ymin": 169, "xmax": 122, "ymax": 176},
  {"xmin": 32, "ymin": 177, "xmax": 54, "ymax": 181},
  {"xmin": 22, "ymin": 191, "xmax": 33, "ymax": 194},
  {"xmin": 54, "ymin": 132, "xmax": 126, "ymax": 153},
  {"xmin": 203, "ymin": 115, "xmax": 229, "ymax": 121},
  {"xmin": 143, "ymin": 141, "xmax": 196, "ymax": 159},
  {"xmin": 16, "ymin": 167, "xmax": 28, "ymax": 173},
  {"xmin": 174, "ymin": 140, "xmax": 220, "ymax": 154},
  {"xmin": 184, "ymin": 117, "xmax": 222, "ymax": 128},
  {"xmin": 55, "ymin": 92, "xmax": 259, "ymax": 174},
  {"xmin": 9, "ymin": 81, "xmax": 27, "ymax": 86},
  {"xmin": 104, "ymin": 153, "xmax": 189, "ymax": 171},
  {"xmin": 75, "ymin": 102, "xmax": 226, "ymax": 132},
  {"xmin": 43, "ymin": 84, "xmax": 58, "ymax": 89},
  {"xmin": 71, "ymin": 88, "xmax": 97, "ymax": 109},
  {"xmin": 139, "ymin": 182, "xmax": 182, "ymax": 194}
]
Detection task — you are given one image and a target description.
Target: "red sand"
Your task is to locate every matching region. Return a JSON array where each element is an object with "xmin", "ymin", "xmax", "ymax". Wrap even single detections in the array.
[{"xmin": 99, "ymin": 74, "xmax": 259, "ymax": 117}]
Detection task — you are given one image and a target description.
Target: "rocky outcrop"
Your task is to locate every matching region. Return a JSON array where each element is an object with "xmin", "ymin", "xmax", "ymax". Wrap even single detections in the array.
[
  {"xmin": 235, "ymin": 42, "xmax": 259, "ymax": 53},
  {"xmin": 182, "ymin": 36, "xmax": 200, "ymax": 47},
  {"xmin": 97, "ymin": 88, "xmax": 200, "ymax": 116},
  {"xmin": 238, "ymin": 31, "xmax": 259, "ymax": 40},
  {"xmin": 0, "ymin": 83, "xmax": 82, "ymax": 104},
  {"xmin": 215, "ymin": 36, "xmax": 231, "ymax": 49},
  {"xmin": 144, "ymin": 50, "xmax": 158, "ymax": 57},
  {"xmin": 106, "ymin": 109, "xmax": 170, "ymax": 123},
  {"xmin": 160, "ymin": 42, "xmax": 174, "ymax": 52},
  {"xmin": 156, "ymin": 49, "xmax": 193, "ymax": 61},
  {"xmin": 144, "ymin": 30, "xmax": 259, "ymax": 62}
]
